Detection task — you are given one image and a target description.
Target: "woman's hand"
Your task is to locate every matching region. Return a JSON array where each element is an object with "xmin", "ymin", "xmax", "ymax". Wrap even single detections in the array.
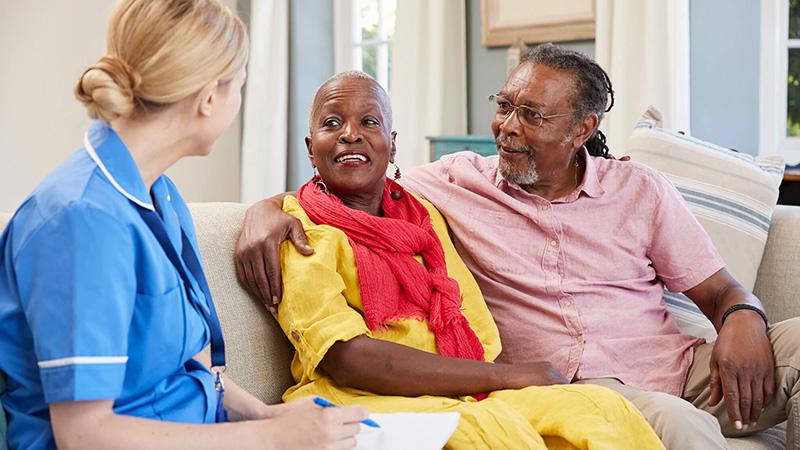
[
  {"xmin": 50, "ymin": 397, "xmax": 367, "ymax": 450},
  {"xmin": 258, "ymin": 397, "xmax": 368, "ymax": 450},
  {"xmin": 235, "ymin": 193, "xmax": 312, "ymax": 309},
  {"xmin": 499, "ymin": 361, "xmax": 570, "ymax": 390}
]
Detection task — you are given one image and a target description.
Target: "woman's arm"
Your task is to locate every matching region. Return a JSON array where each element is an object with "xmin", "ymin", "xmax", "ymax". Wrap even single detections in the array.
[
  {"xmin": 321, "ymin": 335, "xmax": 567, "ymax": 397},
  {"xmin": 50, "ymin": 397, "xmax": 367, "ymax": 450},
  {"xmin": 193, "ymin": 349, "xmax": 272, "ymax": 421}
]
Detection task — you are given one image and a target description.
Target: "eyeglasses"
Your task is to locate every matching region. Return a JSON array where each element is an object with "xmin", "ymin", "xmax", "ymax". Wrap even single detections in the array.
[{"xmin": 488, "ymin": 94, "xmax": 574, "ymax": 129}]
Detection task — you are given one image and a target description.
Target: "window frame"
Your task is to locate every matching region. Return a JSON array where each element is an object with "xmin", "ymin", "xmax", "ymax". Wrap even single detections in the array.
[
  {"xmin": 333, "ymin": 0, "xmax": 394, "ymax": 89},
  {"xmin": 760, "ymin": 0, "xmax": 800, "ymax": 163}
]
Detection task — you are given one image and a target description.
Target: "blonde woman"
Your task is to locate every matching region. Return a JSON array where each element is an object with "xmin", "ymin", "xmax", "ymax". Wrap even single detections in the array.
[{"xmin": 0, "ymin": 1, "xmax": 366, "ymax": 449}]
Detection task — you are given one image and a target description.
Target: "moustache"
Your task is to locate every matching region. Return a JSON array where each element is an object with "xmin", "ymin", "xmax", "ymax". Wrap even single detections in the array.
[{"xmin": 496, "ymin": 137, "xmax": 534, "ymax": 155}]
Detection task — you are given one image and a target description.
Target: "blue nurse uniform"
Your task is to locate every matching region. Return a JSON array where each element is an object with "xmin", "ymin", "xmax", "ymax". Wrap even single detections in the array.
[{"xmin": 0, "ymin": 121, "xmax": 218, "ymax": 449}]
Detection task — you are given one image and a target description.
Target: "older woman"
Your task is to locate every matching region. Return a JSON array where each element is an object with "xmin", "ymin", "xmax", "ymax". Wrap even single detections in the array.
[{"xmin": 273, "ymin": 71, "xmax": 663, "ymax": 449}]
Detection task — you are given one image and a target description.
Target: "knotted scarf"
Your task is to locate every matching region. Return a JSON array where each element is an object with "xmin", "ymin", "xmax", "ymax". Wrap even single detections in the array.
[{"xmin": 298, "ymin": 177, "xmax": 485, "ymax": 364}]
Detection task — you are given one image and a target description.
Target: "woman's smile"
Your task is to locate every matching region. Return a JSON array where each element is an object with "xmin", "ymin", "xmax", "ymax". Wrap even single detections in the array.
[{"xmin": 334, "ymin": 150, "xmax": 371, "ymax": 166}]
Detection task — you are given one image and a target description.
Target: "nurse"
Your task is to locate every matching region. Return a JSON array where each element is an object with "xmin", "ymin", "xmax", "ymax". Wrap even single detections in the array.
[{"xmin": 0, "ymin": 1, "xmax": 366, "ymax": 449}]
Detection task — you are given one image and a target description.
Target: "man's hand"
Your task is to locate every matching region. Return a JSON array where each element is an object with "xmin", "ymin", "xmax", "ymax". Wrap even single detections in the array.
[
  {"xmin": 235, "ymin": 195, "xmax": 313, "ymax": 309},
  {"xmin": 708, "ymin": 311, "xmax": 775, "ymax": 430},
  {"xmin": 685, "ymin": 268, "xmax": 776, "ymax": 431}
]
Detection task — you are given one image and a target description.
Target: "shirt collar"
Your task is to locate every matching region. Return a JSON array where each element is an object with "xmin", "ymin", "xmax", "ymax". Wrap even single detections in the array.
[
  {"xmin": 492, "ymin": 146, "xmax": 606, "ymax": 199},
  {"xmin": 578, "ymin": 146, "xmax": 605, "ymax": 199},
  {"xmin": 83, "ymin": 120, "xmax": 155, "ymax": 211}
]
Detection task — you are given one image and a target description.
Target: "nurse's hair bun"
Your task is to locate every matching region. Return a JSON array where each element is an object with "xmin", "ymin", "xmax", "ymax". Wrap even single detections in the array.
[
  {"xmin": 75, "ymin": 55, "xmax": 141, "ymax": 122},
  {"xmin": 74, "ymin": 0, "xmax": 249, "ymax": 123}
]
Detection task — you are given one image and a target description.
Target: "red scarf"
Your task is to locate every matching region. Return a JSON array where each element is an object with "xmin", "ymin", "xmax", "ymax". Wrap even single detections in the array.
[{"xmin": 298, "ymin": 177, "xmax": 485, "ymax": 364}]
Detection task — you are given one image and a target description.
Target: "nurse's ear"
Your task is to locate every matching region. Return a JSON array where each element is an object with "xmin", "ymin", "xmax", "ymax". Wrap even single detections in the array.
[{"xmin": 196, "ymin": 80, "xmax": 220, "ymax": 118}]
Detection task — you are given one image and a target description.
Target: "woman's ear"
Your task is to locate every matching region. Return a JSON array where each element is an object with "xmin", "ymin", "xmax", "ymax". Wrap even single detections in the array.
[
  {"xmin": 390, "ymin": 131, "xmax": 398, "ymax": 162},
  {"xmin": 196, "ymin": 80, "xmax": 219, "ymax": 118},
  {"xmin": 305, "ymin": 136, "xmax": 314, "ymax": 165}
]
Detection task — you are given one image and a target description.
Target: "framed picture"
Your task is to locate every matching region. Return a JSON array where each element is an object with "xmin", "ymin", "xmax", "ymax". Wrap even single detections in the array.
[{"xmin": 481, "ymin": 0, "xmax": 595, "ymax": 47}]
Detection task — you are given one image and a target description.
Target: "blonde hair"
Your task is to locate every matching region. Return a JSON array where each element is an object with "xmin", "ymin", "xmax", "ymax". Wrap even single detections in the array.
[{"xmin": 76, "ymin": 0, "xmax": 249, "ymax": 121}]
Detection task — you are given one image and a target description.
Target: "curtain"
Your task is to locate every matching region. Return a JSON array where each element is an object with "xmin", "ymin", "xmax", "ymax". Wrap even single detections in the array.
[
  {"xmin": 240, "ymin": 0, "xmax": 289, "ymax": 203},
  {"xmin": 595, "ymin": 0, "xmax": 690, "ymax": 153},
  {"xmin": 389, "ymin": 0, "xmax": 468, "ymax": 170}
]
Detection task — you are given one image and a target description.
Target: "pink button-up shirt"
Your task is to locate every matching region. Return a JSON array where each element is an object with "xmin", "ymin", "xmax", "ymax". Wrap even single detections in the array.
[{"xmin": 402, "ymin": 149, "xmax": 724, "ymax": 396}]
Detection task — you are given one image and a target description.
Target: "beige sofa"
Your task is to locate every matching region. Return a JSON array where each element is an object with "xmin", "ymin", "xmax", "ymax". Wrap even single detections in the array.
[{"xmin": 2, "ymin": 203, "xmax": 799, "ymax": 448}]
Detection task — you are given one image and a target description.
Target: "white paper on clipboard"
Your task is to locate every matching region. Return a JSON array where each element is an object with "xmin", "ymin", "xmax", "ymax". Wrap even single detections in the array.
[{"xmin": 355, "ymin": 412, "xmax": 460, "ymax": 450}]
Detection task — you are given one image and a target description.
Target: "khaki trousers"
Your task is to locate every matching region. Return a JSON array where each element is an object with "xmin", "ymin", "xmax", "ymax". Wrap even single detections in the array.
[{"xmin": 578, "ymin": 318, "xmax": 800, "ymax": 450}]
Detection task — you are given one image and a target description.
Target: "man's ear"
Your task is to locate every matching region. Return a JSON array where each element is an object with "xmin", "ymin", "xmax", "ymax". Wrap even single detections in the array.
[
  {"xmin": 390, "ymin": 131, "xmax": 398, "ymax": 162},
  {"xmin": 573, "ymin": 113, "xmax": 599, "ymax": 149},
  {"xmin": 196, "ymin": 80, "xmax": 219, "ymax": 118}
]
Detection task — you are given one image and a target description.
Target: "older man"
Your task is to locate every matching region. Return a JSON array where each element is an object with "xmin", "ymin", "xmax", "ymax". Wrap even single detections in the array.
[{"xmin": 237, "ymin": 45, "xmax": 800, "ymax": 449}]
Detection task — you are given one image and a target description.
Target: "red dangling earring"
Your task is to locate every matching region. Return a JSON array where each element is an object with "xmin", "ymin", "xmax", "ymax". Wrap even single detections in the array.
[
  {"xmin": 390, "ymin": 162, "xmax": 403, "ymax": 200},
  {"xmin": 312, "ymin": 166, "xmax": 328, "ymax": 194}
]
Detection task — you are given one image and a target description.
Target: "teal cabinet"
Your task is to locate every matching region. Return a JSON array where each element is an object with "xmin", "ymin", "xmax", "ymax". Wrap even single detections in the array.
[{"xmin": 426, "ymin": 135, "xmax": 496, "ymax": 161}]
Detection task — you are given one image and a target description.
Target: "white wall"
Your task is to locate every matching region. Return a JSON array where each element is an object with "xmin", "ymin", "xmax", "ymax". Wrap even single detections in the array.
[{"xmin": 0, "ymin": 0, "xmax": 242, "ymax": 213}]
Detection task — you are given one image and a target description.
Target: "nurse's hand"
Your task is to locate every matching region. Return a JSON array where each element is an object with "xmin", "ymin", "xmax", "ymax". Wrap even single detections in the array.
[
  {"xmin": 259, "ymin": 397, "xmax": 368, "ymax": 450},
  {"xmin": 235, "ymin": 193, "xmax": 313, "ymax": 311}
]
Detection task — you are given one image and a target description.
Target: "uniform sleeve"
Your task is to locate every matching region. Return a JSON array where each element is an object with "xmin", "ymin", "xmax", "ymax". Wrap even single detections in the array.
[
  {"xmin": 277, "ymin": 200, "xmax": 370, "ymax": 381},
  {"xmin": 646, "ymin": 172, "xmax": 726, "ymax": 293},
  {"xmin": 14, "ymin": 204, "xmax": 136, "ymax": 404},
  {"xmin": 423, "ymin": 200, "xmax": 502, "ymax": 362}
]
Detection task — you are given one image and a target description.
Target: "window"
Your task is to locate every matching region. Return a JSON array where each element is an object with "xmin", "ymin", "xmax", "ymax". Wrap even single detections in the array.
[
  {"xmin": 760, "ymin": 0, "xmax": 800, "ymax": 163},
  {"xmin": 333, "ymin": 0, "xmax": 397, "ymax": 91}
]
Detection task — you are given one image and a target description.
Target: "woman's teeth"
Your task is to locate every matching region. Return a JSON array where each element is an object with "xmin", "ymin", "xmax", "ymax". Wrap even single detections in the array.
[{"xmin": 335, "ymin": 154, "xmax": 368, "ymax": 162}]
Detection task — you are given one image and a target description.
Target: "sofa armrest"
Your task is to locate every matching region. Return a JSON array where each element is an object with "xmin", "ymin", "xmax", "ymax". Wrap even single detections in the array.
[{"xmin": 753, "ymin": 205, "xmax": 800, "ymax": 322}]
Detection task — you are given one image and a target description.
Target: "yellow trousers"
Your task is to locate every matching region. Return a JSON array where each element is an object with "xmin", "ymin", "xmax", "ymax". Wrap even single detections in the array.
[{"xmin": 287, "ymin": 381, "xmax": 664, "ymax": 449}]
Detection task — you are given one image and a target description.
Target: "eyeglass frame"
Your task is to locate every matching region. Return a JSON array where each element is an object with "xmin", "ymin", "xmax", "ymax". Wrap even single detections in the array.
[{"xmin": 488, "ymin": 94, "xmax": 575, "ymax": 129}]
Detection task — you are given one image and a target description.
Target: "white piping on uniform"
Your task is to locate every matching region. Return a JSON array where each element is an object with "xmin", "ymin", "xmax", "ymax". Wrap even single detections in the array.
[
  {"xmin": 84, "ymin": 132, "xmax": 155, "ymax": 211},
  {"xmin": 37, "ymin": 356, "xmax": 129, "ymax": 369}
]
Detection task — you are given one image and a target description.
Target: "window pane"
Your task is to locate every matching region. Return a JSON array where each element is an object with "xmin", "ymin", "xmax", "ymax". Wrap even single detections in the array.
[
  {"xmin": 385, "ymin": 0, "xmax": 397, "ymax": 40},
  {"xmin": 386, "ymin": 43, "xmax": 393, "ymax": 91},
  {"xmin": 791, "ymin": 0, "xmax": 800, "ymax": 39},
  {"xmin": 359, "ymin": 0, "xmax": 379, "ymax": 41},
  {"xmin": 788, "ymin": 49, "xmax": 800, "ymax": 136},
  {"xmin": 362, "ymin": 45, "xmax": 378, "ymax": 79}
]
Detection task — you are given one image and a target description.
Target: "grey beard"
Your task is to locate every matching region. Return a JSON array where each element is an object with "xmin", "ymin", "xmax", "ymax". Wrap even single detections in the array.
[{"xmin": 498, "ymin": 148, "xmax": 539, "ymax": 186}]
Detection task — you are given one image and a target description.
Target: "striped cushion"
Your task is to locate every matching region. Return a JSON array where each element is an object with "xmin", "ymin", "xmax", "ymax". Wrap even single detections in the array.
[{"xmin": 626, "ymin": 106, "xmax": 784, "ymax": 341}]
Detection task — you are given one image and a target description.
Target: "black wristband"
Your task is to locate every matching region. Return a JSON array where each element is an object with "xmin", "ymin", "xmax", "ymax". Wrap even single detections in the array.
[{"xmin": 721, "ymin": 304, "xmax": 769, "ymax": 330}]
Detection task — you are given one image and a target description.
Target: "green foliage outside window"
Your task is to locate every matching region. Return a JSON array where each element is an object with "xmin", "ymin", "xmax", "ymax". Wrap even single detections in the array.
[{"xmin": 789, "ymin": 1, "xmax": 800, "ymax": 136}]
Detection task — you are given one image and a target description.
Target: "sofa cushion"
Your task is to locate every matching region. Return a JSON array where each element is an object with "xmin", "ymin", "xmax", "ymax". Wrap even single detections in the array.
[
  {"xmin": 189, "ymin": 203, "xmax": 294, "ymax": 405},
  {"xmin": 626, "ymin": 106, "xmax": 784, "ymax": 341}
]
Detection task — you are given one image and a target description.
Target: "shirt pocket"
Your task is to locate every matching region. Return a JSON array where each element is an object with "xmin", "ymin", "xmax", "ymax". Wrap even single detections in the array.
[
  {"xmin": 129, "ymin": 283, "xmax": 195, "ymax": 383},
  {"xmin": 462, "ymin": 208, "xmax": 534, "ymax": 276}
]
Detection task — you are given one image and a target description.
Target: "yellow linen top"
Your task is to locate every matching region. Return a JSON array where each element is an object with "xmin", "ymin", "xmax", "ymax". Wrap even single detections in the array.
[{"xmin": 277, "ymin": 195, "xmax": 663, "ymax": 450}]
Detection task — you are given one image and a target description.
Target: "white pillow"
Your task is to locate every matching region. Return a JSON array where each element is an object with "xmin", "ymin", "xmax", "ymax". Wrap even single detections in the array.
[{"xmin": 626, "ymin": 106, "xmax": 784, "ymax": 341}]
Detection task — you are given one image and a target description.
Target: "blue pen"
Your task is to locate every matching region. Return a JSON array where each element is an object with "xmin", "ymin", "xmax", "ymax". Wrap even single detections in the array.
[{"xmin": 313, "ymin": 396, "xmax": 381, "ymax": 428}]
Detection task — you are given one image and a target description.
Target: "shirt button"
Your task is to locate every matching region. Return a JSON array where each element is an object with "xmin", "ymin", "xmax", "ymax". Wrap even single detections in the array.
[
  {"xmin": 290, "ymin": 330, "xmax": 300, "ymax": 342},
  {"xmin": 550, "ymin": 240, "xmax": 557, "ymax": 247},
  {"xmin": 576, "ymin": 335, "xmax": 584, "ymax": 343}
]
